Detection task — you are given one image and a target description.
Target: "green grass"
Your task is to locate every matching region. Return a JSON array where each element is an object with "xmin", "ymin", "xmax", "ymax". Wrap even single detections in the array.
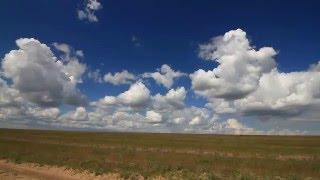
[{"xmin": 0, "ymin": 128, "xmax": 319, "ymax": 179}]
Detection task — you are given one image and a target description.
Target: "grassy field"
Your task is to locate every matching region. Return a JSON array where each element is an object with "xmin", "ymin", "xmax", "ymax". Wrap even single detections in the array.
[{"xmin": 0, "ymin": 128, "xmax": 319, "ymax": 179}]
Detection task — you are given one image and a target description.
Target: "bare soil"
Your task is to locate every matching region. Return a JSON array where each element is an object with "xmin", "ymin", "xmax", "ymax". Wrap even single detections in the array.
[{"xmin": 0, "ymin": 160, "xmax": 123, "ymax": 180}]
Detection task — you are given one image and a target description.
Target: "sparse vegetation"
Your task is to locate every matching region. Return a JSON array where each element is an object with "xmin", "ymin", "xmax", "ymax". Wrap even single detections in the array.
[{"xmin": 0, "ymin": 129, "xmax": 319, "ymax": 179}]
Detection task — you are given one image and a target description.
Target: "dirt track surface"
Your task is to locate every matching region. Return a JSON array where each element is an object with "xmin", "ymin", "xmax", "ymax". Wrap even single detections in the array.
[{"xmin": 0, "ymin": 160, "xmax": 123, "ymax": 180}]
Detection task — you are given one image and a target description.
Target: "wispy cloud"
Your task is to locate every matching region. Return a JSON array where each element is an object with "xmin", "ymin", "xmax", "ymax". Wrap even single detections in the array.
[{"xmin": 77, "ymin": 0, "xmax": 103, "ymax": 23}]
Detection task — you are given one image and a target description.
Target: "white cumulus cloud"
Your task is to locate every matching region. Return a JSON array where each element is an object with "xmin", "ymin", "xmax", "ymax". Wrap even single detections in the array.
[
  {"xmin": 143, "ymin": 64, "xmax": 186, "ymax": 88},
  {"xmin": 1, "ymin": 38, "xmax": 87, "ymax": 107},
  {"xmin": 152, "ymin": 87, "xmax": 187, "ymax": 110},
  {"xmin": 234, "ymin": 69, "xmax": 320, "ymax": 119},
  {"xmin": 118, "ymin": 81, "xmax": 150, "ymax": 107},
  {"xmin": 192, "ymin": 29, "xmax": 320, "ymax": 123},
  {"xmin": 104, "ymin": 70, "xmax": 136, "ymax": 85},
  {"xmin": 146, "ymin": 110, "xmax": 163, "ymax": 123},
  {"xmin": 191, "ymin": 29, "xmax": 276, "ymax": 99}
]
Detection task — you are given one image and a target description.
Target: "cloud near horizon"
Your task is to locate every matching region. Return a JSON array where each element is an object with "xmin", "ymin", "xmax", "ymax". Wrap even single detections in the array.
[{"xmin": 0, "ymin": 29, "xmax": 319, "ymax": 135}]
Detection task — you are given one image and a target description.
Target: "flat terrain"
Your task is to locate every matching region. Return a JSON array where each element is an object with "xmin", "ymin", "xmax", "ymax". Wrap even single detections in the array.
[{"xmin": 0, "ymin": 129, "xmax": 319, "ymax": 179}]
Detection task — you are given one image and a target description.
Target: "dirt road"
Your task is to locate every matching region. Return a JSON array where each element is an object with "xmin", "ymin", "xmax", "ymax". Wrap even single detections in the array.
[{"xmin": 0, "ymin": 160, "xmax": 122, "ymax": 180}]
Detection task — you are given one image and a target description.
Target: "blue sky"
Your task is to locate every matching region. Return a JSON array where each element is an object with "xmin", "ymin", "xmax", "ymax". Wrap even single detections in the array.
[{"xmin": 0, "ymin": 0, "xmax": 319, "ymax": 134}]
